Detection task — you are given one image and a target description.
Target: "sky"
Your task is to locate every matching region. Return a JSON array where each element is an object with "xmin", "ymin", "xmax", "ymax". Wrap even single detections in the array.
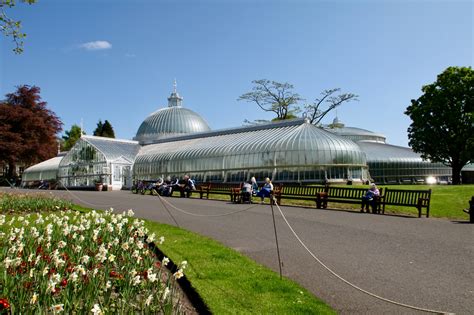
[{"xmin": 1, "ymin": 0, "xmax": 472, "ymax": 147}]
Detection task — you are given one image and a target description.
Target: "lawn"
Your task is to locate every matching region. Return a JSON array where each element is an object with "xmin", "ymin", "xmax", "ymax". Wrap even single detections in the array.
[
  {"xmin": 144, "ymin": 220, "xmax": 335, "ymax": 314},
  {"xmin": 377, "ymin": 184, "xmax": 473, "ymax": 219},
  {"xmin": 137, "ymin": 184, "xmax": 473, "ymax": 219}
]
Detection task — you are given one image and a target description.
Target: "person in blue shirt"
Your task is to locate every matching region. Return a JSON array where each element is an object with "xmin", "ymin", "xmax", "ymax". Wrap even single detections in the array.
[
  {"xmin": 361, "ymin": 183, "xmax": 380, "ymax": 213},
  {"xmin": 257, "ymin": 177, "xmax": 273, "ymax": 204}
]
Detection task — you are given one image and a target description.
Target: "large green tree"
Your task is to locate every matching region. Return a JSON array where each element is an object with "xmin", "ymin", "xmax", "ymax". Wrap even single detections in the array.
[
  {"xmin": 1, "ymin": 0, "xmax": 36, "ymax": 54},
  {"xmin": 62, "ymin": 125, "xmax": 84, "ymax": 151},
  {"xmin": 405, "ymin": 66, "xmax": 474, "ymax": 185},
  {"xmin": 93, "ymin": 119, "xmax": 115, "ymax": 138},
  {"xmin": 0, "ymin": 85, "xmax": 62, "ymax": 178},
  {"xmin": 238, "ymin": 79, "xmax": 357, "ymax": 124}
]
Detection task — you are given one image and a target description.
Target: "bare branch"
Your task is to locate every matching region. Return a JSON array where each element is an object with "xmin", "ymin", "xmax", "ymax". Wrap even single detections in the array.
[{"xmin": 305, "ymin": 89, "xmax": 358, "ymax": 125}]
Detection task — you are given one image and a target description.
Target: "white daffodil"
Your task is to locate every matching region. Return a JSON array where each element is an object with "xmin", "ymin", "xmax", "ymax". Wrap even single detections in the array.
[
  {"xmin": 173, "ymin": 269, "xmax": 184, "ymax": 280},
  {"xmin": 162, "ymin": 287, "xmax": 170, "ymax": 301},
  {"xmin": 145, "ymin": 294, "xmax": 153, "ymax": 306},
  {"xmin": 30, "ymin": 292, "xmax": 38, "ymax": 304},
  {"xmin": 132, "ymin": 275, "xmax": 141, "ymax": 286},
  {"xmin": 91, "ymin": 304, "xmax": 102, "ymax": 315},
  {"xmin": 81, "ymin": 255, "xmax": 90, "ymax": 264},
  {"xmin": 50, "ymin": 304, "xmax": 64, "ymax": 313},
  {"xmin": 148, "ymin": 272, "xmax": 157, "ymax": 283},
  {"xmin": 162, "ymin": 257, "xmax": 170, "ymax": 266}
]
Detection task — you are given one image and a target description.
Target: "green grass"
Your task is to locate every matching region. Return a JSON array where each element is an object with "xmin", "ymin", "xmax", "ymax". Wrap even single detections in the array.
[
  {"xmin": 379, "ymin": 184, "xmax": 472, "ymax": 219},
  {"xmin": 144, "ymin": 221, "xmax": 335, "ymax": 314},
  {"xmin": 272, "ymin": 184, "xmax": 472, "ymax": 219},
  {"xmin": 134, "ymin": 184, "xmax": 473, "ymax": 219}
]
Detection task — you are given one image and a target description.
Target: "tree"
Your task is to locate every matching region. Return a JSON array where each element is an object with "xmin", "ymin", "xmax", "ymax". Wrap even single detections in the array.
[
  {"xmin": 238, "ymin": 79, "xmax": 358, "ymax": 124},
  {"xmin": 305, "ymin": 88, "xmax": 358, "ymax": 125},
  {"xmin": 93, "ymin": 119, "xmax": 115, "ymax": 138},
  {"xmin": 62, "ymin": 125, "xmax": 84, "ymax": 151},
  {"xmin": 405, "ymin": 66, "xmax": 474, "ymax": 185},
  {"xmin": 1, "ymin": 0, "xmax": 36, "ymax": 54},
  {"xmin": 0, "ymin": 85, "xmax": 62, "ymax": 178},
  {"xmin": 238, "ymin": 79, "xmax": 303, "ymax": 120}
]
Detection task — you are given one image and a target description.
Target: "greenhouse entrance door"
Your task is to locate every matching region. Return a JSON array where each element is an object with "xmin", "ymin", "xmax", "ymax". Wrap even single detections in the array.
[{"xmin": 110, "ymin": 158, "xmax": 133, "ymax": 190}]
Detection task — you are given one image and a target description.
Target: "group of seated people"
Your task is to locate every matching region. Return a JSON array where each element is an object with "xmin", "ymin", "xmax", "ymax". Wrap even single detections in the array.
[
  {"xmin": 140, "ymin": 175, "xmax": 196, "ymax": 198},
  {"xmin": 240, "ymin": 177, "xmax": 274, "ymax": 204}
]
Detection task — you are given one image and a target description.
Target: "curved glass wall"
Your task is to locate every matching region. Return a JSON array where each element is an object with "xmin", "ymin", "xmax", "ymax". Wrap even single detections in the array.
[
  {"xmin": 22, "ymin": 155, "xmax": 64, "ymax": 182},
  {"xmin": 134, "ymin": 120, "xmax": 368, "ymax": 183},
  {"xmin": 358, "ymin": 141, "xmax": 452, "ymax": 183}
]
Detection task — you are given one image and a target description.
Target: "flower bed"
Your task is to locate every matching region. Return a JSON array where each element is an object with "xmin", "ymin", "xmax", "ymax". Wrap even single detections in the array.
[
  {"xmin": 0, "ymin": 192, "xmax": 72, "ymax": 214},
  {"xmin": 0, "ymin": 209, "xmax": 187, "ymax": 313}
]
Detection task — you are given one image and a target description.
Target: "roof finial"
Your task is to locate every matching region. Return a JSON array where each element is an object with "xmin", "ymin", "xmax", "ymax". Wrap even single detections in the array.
[{"xmin": 173, "ymin": 79, "xmax": 177, "ymax": 93}]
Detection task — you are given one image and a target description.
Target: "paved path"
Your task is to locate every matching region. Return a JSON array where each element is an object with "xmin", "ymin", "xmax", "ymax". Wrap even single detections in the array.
[{"xmin": 7, "ymin": 189, "xmax": 474, "ymax": 314}]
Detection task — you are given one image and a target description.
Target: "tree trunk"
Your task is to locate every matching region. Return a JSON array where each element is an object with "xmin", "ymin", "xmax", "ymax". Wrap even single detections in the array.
[
  {"xmin": 7, "ymin": 162, "xmax": 17, "ymax": 180},
  {"xmin": 451, "ymin": 162, "xmax": 462, "ymax": 185}
]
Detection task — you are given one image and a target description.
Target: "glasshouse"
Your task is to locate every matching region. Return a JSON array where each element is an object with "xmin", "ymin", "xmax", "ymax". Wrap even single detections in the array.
[
  {"xmin": 324, "ymin": 118, "xmax": 453, "ymax": 184},
  {"xmin": 57, "ymin": 136, "xmax": 140, "ymax": 190},
  {"xmin": 21, "ymin": 153, "xmax": 65, "ymax": 185},
  {"xmin": 134, "ymin": 119, "xmax": 369, "ymax": 183},
  {"xmin": 21, "ymin": 85, "xmax": 470, "ymax": 189}
]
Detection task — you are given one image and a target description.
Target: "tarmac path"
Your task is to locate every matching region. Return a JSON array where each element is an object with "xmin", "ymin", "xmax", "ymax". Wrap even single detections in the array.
[{"xmin": 6, "ymin": 188, "xmax": 473, "ymax": 314}]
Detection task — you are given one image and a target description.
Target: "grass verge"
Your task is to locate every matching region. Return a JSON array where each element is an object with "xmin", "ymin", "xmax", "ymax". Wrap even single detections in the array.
[
  {"xmin": 144, "ymin": 221, "xmax": 335, "ymax": 314},
  {"xmin": 193, "ymin": 185, "xmax": 472, "ymax": 220}
]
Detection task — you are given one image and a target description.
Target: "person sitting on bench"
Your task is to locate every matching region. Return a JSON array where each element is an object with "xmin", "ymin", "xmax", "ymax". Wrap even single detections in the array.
[
  {"xmin": 240, "ymin": 181, "xmax": 253, "ymax": 203},
  {"xmin": 177, "ymin": 175, "xmax": 195, "ymax": 198},
  {"xmin": 257, "ymin": 177, "xmax": 273, "ymax": 204},
  {"xmin": 361, "ymin": 183, "xmax": 379, "ymax": 213},
  {"xmin": 250, "ymin": 176, "xmax": 259, "ymax": 196}
]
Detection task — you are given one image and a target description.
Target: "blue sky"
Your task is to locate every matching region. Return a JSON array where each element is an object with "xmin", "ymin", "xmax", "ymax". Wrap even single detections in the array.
[{"xmin": 1, "ymin": 0, "xmax": 472, "ymax": 146}]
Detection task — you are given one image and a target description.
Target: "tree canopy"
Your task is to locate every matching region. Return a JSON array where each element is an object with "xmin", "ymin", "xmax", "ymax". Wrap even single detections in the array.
[
  {"xmin": 238, "ymin": 80, "xmax": 302, "ymax": 120},
  {"xmin": 0, "ymin": 85, "xmax": 62, "ymax": 178},
  {"xmin": 93, "ymin": 119, "xmax": 115, "ymax": 138},
  {"xmin": 62, "ymin": 124, "xmax": 84, "ymax": 151},
  {"xmin": 238, "ymin": 79, "xmax": 357, "ymax": 124},
  {"xmin": 405, "ymin": 66, "xmax": 474, "ymax": 185},
  {"xmin": 1, "ymin": 0, "xmax": 36, "ymax": 54}
]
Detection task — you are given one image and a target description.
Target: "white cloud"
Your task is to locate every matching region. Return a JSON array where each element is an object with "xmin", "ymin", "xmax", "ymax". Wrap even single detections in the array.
[{"xmin": 79, "ymin": 40, "xmax": 112, "ymax": 51}]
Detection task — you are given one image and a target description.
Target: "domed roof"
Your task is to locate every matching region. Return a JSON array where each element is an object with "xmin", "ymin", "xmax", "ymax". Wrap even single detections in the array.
[
  {"xmin": 325, "ymin": 117, "xmax": 386, "ymax": 143},
  {"xmin": 134, "ymin": 83, "xmax": 211, "ymax": 144}
]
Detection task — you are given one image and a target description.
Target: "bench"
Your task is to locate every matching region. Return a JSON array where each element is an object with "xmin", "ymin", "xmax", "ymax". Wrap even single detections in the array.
[
  {"xmin": 273, "ymin": 184, "xmax": 326, "ymax": 207},
  {"xmin": 381, "ymin": 188, "xmax": 431, "ymax": 218},
  {"xmin": 196, "ymin": 182, "xmax": 242, "ymax": 201},
  {"xmin": 462, "ymin": 196, "xmax": 474, "ymax": 223},
  {"xmin": 316, "ymin": 186, "xmax": 384, "ymax": 214}
]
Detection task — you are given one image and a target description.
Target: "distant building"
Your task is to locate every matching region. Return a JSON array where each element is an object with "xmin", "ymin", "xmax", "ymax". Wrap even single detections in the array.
[{"xmin": 22, "ymin": 84, "xmax": 470, "ymax": 189}]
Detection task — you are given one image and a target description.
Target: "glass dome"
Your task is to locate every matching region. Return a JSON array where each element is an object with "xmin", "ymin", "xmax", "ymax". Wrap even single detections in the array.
[
  {"xmin": 325, "ymin": 117, "xmax": 386, "ymax": 143},
  {"xmin": 134, "ymin": 86, "xmax": 211, "ymax": 144}
]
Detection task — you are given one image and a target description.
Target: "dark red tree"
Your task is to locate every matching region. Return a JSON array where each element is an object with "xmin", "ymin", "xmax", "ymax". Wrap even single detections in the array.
[{"xmin": 0, "ymin": 85, "xmax": 62, "ymax": 178}]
